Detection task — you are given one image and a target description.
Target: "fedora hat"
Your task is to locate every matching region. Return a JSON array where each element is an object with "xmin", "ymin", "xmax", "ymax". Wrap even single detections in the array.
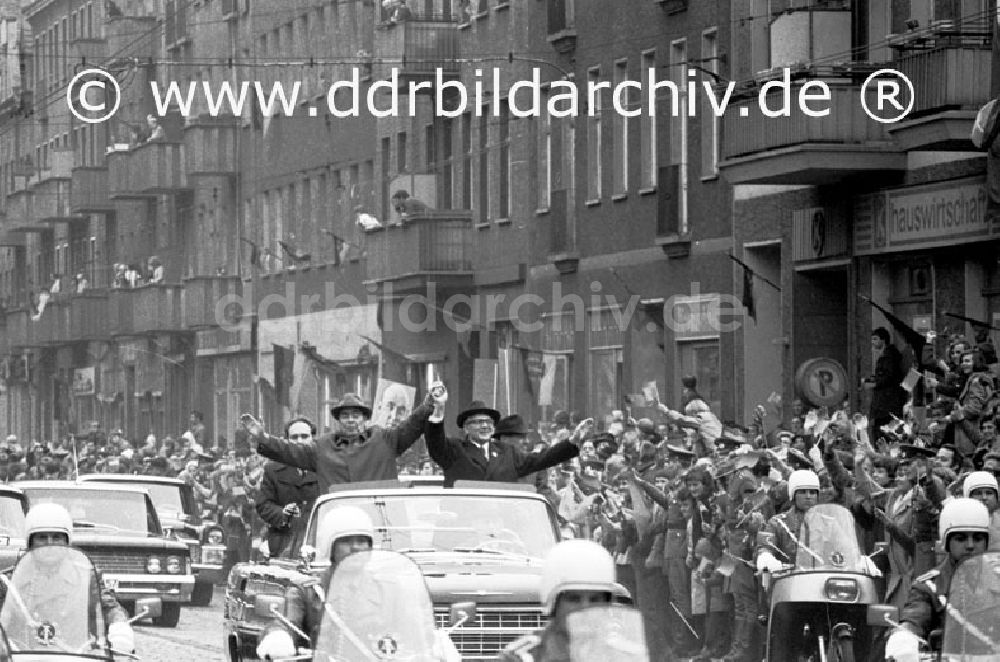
[
  {"xmin": 494, "ymin": 414, "xmax": 528, "ymax": 437},
  {"xmin": 331, "ymin": 393, "xmax": 373, "ymax": 419},
  {"xmin": 456, "ymin": 400, "xmax": 501, "ymax": 428}
]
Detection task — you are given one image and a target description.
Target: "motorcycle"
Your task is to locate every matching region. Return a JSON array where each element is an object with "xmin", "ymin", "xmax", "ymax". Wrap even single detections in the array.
[
  {"xmin": 0, "ymin": 546, "xmax": 147, "ymax": 661},
  {"xmin": 759, "ymin": 503, "xmax": 897, "ymax": 662},
  {"xmin": 564, "ymin": 604, "xmax": 649, "ymax": 662},
  {"xmin": 938, "ymin": 550, "xmax": 1000, "ymax": 662},
  {"xmin": 266, "ymin": 550, "xmax": 463, "ymax": 662}
]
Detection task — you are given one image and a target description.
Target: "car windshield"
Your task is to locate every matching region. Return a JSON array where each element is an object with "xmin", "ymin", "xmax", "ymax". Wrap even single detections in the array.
[
  {"xmin": 306, "ymin": 494, "xmax": 559, "ymax": 561},
  {"xmin": 0, "ymin": 494, "xmax": 26, "ymax": 539},
  {"xmin": 141, "ymin": 484, "xmax": 190, "ymax": 520},
  {"xmin": 795, "ymin": 503, "xmax": 864, "ymax": 572},
  {"xmin": 23, "ymin": 488, "xmax": 157, "ymax": 536},
  {"xmin": 942, "ymin": 551, "xmax": 1000, "ymax": 659}
]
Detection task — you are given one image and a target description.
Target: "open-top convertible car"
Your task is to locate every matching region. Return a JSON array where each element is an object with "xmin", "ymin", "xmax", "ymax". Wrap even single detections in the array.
[
  {"xmin": 77, "ymin": 474, "xmax": 226, "ymax": 606},
  {"xmin": 16, "ymin": 481, "xmax": 194, "ymax": 627},
  {"xmin": 0, "ymin": 486, "xmax": 27, "ymax": 572},
  {"xmin": 223, "ymin": 481, "xmax": 571, "ymax": 662}
]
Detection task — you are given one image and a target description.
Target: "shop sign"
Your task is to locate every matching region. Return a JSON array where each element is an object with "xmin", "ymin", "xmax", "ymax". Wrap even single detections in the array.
[
  {"xmin": 854, "ymin": 177, "xmax": 999, "ymax": 255},
  {"xmin": 793, "ymin": 207, "xmax": 849, "ymax": 262},
  {"xmin": 794, "ymin": 357, "xmax": 847, "ymax": 408},
  {"xmin": 196, "ymin": 321, "xmax": 252, "ymax": 356}
]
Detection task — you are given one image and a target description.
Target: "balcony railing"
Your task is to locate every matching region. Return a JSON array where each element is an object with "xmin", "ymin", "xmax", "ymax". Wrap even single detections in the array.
[
  {"xmin": 108, "ymin": 285, "xmax": 184, "ymax": 335},
  {"xmin": 108, "ymin": 142, "xmax": 188, "ymax": 197},
  {"xmin": 184, "ymin": 120, "xmax": 239, "ymax": 175},
  {"xmin": 375, "ymin": 21, "xmax": 459, "ymax": 82},
  {"xmin": 5, "ymin": 187, "xmax": 33, "ymax": 229},
  {"xmin": 71, "ymin": 167, "xmax": 114, "ymax": 213},
  {"xmin": 5, "ymin": 309, "xmax": 34, "ymax": 350},
  {"xmin": 67, "ymin": 291, "xmax": 108, "ymax": 340},
  {"xmin": 33, "ymin": 177, "xmax": 77, "ymax": 224},
  {"xmin": 36, "ymin": 296, "xmax": 72, "ymax": 345},
  {"xmin": 365, "ymin": 211, "xmax": 473, "ymax": 288},
  {"xmin": 183, "ymin": 275, "xmax": 243, "ymax": 329},
  {"xmin": 723, "ymin": 79, "xmax": 893, "ymax": 159},
  {"xmin": 894, "ymin": 45, "xmax": 991, "ymax": 115}
]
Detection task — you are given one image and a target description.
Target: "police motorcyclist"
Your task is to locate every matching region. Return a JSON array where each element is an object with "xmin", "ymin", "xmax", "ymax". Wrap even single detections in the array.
[
  {"xmin": 884, "ymin": 498, "xmax": 991, "ymax": 661},
  {"xmin": 755, "ymin": 469, "xmax": 820, "ymax": 572},
  {"xmin": 256, "ymin": 506, "xmax": 374, "ymax": 659},
  {"xmin": 498, "ymin": 540, "xmax": 621, "ymax": 662},
  {"xmin": 962, "ymin": 470, "xmax": 1000, "ymax": 551},
  {"xmin": 1, "ymin": 503, "xmax": 134, "ymax": 653}
]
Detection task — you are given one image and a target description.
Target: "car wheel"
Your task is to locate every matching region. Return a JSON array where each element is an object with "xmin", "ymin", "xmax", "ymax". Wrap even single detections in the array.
[
  {"xmin": 153, "ymin": 602, "xmax": 182, "ymax": 628},
  {"xmin": 191, "ymin": 580, "xmax": 214, "ymax": 607}
]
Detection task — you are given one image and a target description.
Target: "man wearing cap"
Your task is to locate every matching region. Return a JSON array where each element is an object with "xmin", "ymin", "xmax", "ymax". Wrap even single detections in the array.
[
  {"xmin": 423, "ymin": 385, "xmax": 586, "ymax": 487},
  {"xmin": 658, "ymin": 376, "xmax": 722, "ymax": 457},
  {"xmin": 240, "ymin": 391, "xmax": 435, "ymax": 492}
]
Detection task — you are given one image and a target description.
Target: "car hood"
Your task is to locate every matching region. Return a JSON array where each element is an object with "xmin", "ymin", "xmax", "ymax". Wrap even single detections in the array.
[
  {"xmin": 74, "ymin": 533, "xmax": 190, "ymax": 551},
  {"xmin": 406, "ymin": 551, "xmax": 543, "ymax": 603}
]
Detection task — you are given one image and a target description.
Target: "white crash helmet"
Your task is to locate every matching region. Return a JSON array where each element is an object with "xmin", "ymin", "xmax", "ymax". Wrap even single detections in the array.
[
  {"xmin": 939, "ymin": 498, "xmax": 990, "ymax": 545},
  {"xmin": 26, "ymin": 503, "xmax": 74, "ymax": 547},
  {"xmin": 962, "ymin": 471, "xmax": 999, "ymax": 498},
  {"xmin": 538, "ymin": 540, "xmax": 616, "ymax": 616},
  {"xmin": 788, "ymin": 469, "xmax": 820, "ymax": 500},
  {"xmin": 316, "ymin": 506, "xmax": 375, "ymax": 559}
]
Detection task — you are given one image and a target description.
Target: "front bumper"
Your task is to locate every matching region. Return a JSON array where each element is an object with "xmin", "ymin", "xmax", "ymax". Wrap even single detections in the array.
[
  {"xmin": 193, "ymin": 563, "xmax": 224, "ymax": 584},
  {"xmin": 106, "ymin": 574, "xmax": 195, "ymax": 602}
]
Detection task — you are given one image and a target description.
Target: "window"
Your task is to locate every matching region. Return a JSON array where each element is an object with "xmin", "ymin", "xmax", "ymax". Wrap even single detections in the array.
[
  {"xmin": 440, "ymin": 118, "xmax": 453, "ymax": 209},
  {"xmin": 586, "ymin": 67, "xmax": 602, "ymax": 201},
  {"xmin": 672, "ymin": 295, "xmax": 722, "ymax": 413},
  {"xmin": 536, "ymin": 97, "xmax": 551, "ymax": 210},
  {"xmin": 612, "ymin": 59, "xmax": 629, "ymax": 196},
  {"xmin": 478, "ymin": 111, "xmax": 490, "ymax": 223},
  {"xmin": 499, "ymin": 104, "xmax": 510, "ymax": 219},
  {"xmin": 397, "ymin": 131, "xmax": 407, "ymax": 173},
  {"xmin": 540, "ymin": 313, "xmax": 574, "ymax": 414},
  {"xmin": 462, "ymin": 113, "xmax": 472, "ymax": 208},
  {"xmin": 381, "ymin": 137, "xmax": 391, "ymax": 223},
  {"xmin": 700, "ymin": 29, "xmax": 719, "ymax": 178},
  {"xmin": 640, "ymin": 50, "xmax": 657, "ymax": 189},
  {"xmin": 425, "ymin": 123, "xmax": 435, "ymax": 168},
  {"xmin": 670, "ymin": 39, "xmax": 689, "ymax": 234}
]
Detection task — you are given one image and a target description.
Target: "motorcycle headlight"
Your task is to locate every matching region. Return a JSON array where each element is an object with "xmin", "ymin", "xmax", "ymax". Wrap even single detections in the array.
[
  {"xmin": 824, "ymin": 578, "xmax": 859, "ymax": 602},
  {"xmin": 147, "ymin": 557, "xmax": 162, "ymax": 574},
  {"xmin": 207, "ymin": 529, "xmax": 224, "ymax": 546},
  {"xmin": 166, "ymin": 556, "xmax": 182, "ymax": 574}
]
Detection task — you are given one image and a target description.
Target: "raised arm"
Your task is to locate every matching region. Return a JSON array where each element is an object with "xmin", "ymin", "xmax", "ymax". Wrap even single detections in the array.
[{"xmin": 240, "ymin": 415, "xmax": 318, "ymax": 472}]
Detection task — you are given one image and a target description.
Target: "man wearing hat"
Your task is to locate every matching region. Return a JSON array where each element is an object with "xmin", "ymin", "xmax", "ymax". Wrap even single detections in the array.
[
  {"xmin": 423, "ymin": 385, "xmax": 586, "ymax": 487},
  {"xmin": 240, "ymin": 390, "xmax": 435, "ymax": 492}
]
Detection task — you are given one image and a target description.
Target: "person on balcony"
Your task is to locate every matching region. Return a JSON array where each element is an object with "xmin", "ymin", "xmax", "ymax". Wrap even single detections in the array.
[
  {"xmin": 146, "ymin": 115, "xmax": 164, "ymax": 142},
  {"xmin": 391, "ymin": 189, "xmax": 430, "ymax": 222},
  {"xmin": 147, "ymin": 256, "xmax": 164, "ymax": 284}
]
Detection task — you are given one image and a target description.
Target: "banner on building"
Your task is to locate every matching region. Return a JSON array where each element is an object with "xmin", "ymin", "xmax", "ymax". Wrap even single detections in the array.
[
  {"xmin": 72, "ymin": 367, "xmax": 95, "ymax": 396},
  {"xmin": 372, "ymin": 379, "xmax": 416, "ymax": 429}
]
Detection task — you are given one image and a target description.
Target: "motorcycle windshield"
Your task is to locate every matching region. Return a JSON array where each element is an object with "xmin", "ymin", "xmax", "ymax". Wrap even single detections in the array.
[
  {"xmin": 941, "ymin": 551, "xmax": 1000, "ymax": 661},
  {"xmin": 565, "ymin": 605, "xmax": 649, "ymax": 662},
  {"xmin": 314, "ymin": 550, "xmax": 438, "ymax": 662},
  {"xmin": 0, "ymin": 546, "xmax": 106, "ymax": 656},
  {"xmin": 794, "ymin": 503, "xmax": 864, "ymax": 572}
]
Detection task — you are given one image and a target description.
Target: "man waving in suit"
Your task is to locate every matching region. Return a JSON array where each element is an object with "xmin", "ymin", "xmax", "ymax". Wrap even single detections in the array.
[{"xmin": 425, "ymin": 383, "xmax": 586, "ymax": 487}]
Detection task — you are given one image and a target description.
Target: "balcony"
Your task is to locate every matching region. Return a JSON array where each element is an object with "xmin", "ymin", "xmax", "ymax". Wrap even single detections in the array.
[
  {"xmin": 108, "ymin": 142, "xmax": 188, "ymax": 197},
  {"xmin": 107, "ymin": 285, "xmax": 184, "ymax": 336},
  {"xmin": 5, "ymin": 176, "xmax": 43, "ymax": 233},
  {"xmin": 5, "ymin": 309, "xmax": 34, "ymax": 350},
  {"xmin": 71, "ymin": 167, "xmax": 114, "ymax": 213},
  {"xmin": 364, "ymin": 210, "xmax": 473, "ymax": 293},
  {"xmin": 71, "ymin": 291, "xmax": 109, "ymax": 340},
  {"xmin": 374, "ymin": 20, "xmax": 459, "ymax": 88},
  {"xmin": 889, "ymin": 44, "xmax": 992, "ymax": 150},
  {"xmin": 36, "ymin": 295, "xmax": 72, "ymax": 345},
  {"xmin": 183, "ymin": 275, "xmax": 243, "ymax": 329},
  {"xmin": 719, "ymin": 75, "xmax": 906, "ymax": 185},
  {"xmin": 184, "ymin": 119, "xmax": 239, "ymax": 175}
]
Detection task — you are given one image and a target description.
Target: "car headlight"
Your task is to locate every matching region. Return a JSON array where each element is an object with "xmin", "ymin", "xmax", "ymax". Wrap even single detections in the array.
[
  {"xmin": 206, "ymin": 529, "xmax": 224, "ymax": 546},
  {"xmin": 147, "ymin": 557, "xmax": 162, "ymax": 574},
  {"xmin": 166, "ymin": 556, "xmax": 182, "ymax": 574}
]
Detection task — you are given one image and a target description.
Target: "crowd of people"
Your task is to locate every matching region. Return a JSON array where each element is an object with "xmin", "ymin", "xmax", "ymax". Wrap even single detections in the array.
[{"xmin": 6, "ymin": 325, "xmax": 1000, "ymax": 661}]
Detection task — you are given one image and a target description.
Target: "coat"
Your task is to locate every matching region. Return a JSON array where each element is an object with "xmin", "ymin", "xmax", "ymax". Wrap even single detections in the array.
[
  {"xmin": 952, "ymin": 371, "xmax": 993, "ymax": 456},
  {"xmin": 871, "ymin": 345, "xmax": 906, "ymax": 423},
  {"xmin": 256, "ymin": 403, "xmax": 433, "ymax": 491},
  {"xmin": 255, "ymin": 461, "xmax": 320, "ymax": 558},
  {"xmin": 423, "ymin": 421, "xmax": 579, "ymax": 487}
]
